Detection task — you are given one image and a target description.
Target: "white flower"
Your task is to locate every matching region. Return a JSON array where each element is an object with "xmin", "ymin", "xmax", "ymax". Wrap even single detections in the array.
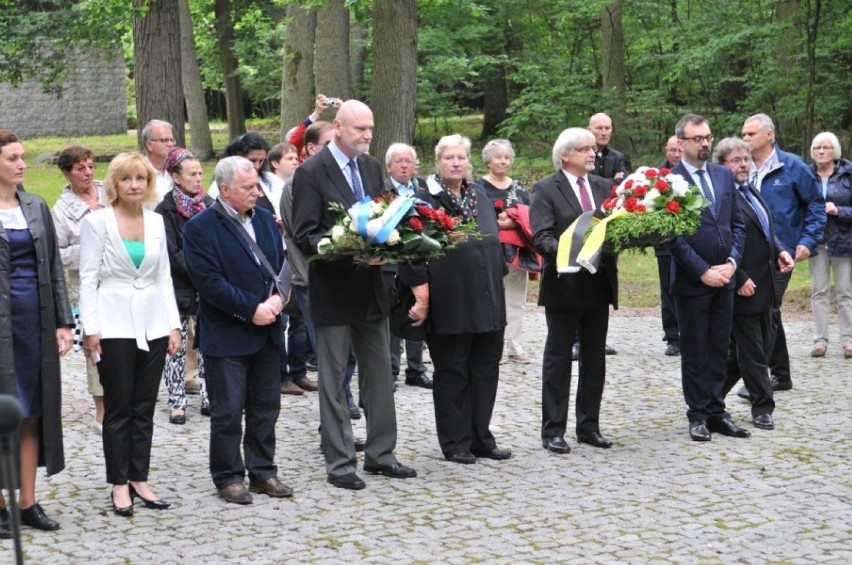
[
  {"xmin": 317, "ymin": 238, "xmax": 333, "ymax": 254},
  {"xmin": 331, "ymin": 225, "xmax": 346, "ymax": 241},
  {"xmin": 370, "ymin": 201, "xmax": 385, "ymax": 216},
  {"xmin": 616, "ymin": 184, "xmax": 628, "ymax": 196},
  {"xmin": 642, "ymin": 188, "xmax": 661, "ymax": 209},
  {"xmin": 387, "ymin": 230, "xmax": 400, "ymax": 245},
  {"xmin": 670, "ymin": 177, "xmax": 690, "ymax": 197},
  {"xmin": 635, "ymin": 166, "xmax": 650, "ymax": 176},
  {"xmin": 349, "ymin": 219, "xmax": 358, "ymax": 232}
]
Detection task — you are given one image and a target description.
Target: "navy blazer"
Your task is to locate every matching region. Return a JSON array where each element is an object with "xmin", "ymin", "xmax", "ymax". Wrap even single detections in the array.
[
  {"xmin": 183, "ymin": 205, "xmax": 284, "ymax": 357},
  {"xmin": 530, "ymin": 171, "xmax": 618, "ymax": 310},
  {"xmin": 291, "ymin": 145, "xmax": 389, "ymax": 326},
  {"xmin": 734, "ymin": 184, "xmax": 784, "ymax": 315},
  {"xmin": 668, "ymin": 162, "xmax": 746, "ymax": 296}
]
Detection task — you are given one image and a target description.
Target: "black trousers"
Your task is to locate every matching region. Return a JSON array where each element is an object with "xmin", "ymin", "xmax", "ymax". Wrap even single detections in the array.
[
  {"xmin": 541, "ymin": 304, "xmax": 609, "ymax": 439},
  {"xmin": 725, "ymin": 311, "xmax": 775, "ymax": 417},
  {"xmin": 656, "ymin": 254, "xmax": 679, "ymax": 345},
  {"xmin": 675, "ymin": 289, "xmax": 733, "ymax": 422},
  {"xmin": 98, "ymin": 337, "xmax": 168, "ymax": 485},
  {"xmin": 769, "ymin": 269, "xmax": 792, "ymax": 381},
  {"xmin": 426, "ymin": 330, "xmax": 503, "ymax": 457}
]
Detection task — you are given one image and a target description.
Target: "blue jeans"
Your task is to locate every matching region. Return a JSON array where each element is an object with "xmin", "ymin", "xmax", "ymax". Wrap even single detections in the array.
[{"xmin": 205, "ymin": 338, "xmax": 281, "ymax": 489}]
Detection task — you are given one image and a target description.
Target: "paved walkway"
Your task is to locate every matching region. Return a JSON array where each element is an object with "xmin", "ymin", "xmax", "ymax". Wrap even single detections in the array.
[{"xmin": 4, "ymin": 309, "xmax": 850, "ymax": 564}]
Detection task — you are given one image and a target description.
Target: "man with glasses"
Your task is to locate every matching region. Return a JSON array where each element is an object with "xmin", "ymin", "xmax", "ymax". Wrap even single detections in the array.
[
  {"xmin": 739, "ymin": 114, "xmax": 824, "ymax": 395},
  {"xmin": 141, "ymin": 119, "xmax": 177, "ymax": 203},
  {"xmin": 714, "ymin": 137, "xmax": 794, "ymax": 431},
  {"xmin": 669, "ymin": 114, "xmax": 747, "ymax": 442}
]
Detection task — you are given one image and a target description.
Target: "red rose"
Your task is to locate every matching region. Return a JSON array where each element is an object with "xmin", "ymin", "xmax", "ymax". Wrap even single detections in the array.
[
  {"xmin": 602, "ymin": 198, "xmax": 614, "ymax": 210},
  {"xmin": 408, "ymin": 217, "xmax": 424, "ymax": 232},
  {"xmin": 654, "ymin": 179, "xmax": 668, "ymax": 190},
  {"xmin": 494, "ymin": 200, "xmax": 505, "ymax": 211},
  {"xmin": 659, "ymin": 167, "xmax": 671, "ymax": 176},
  {"xmin": 645, "ymin": 169, "xmax": 658, "ymax": 178},
  {"xmin": 666, "ymin": 200, "xmax": 681, "ymax": 214},
  {"xmin": 624, "ymin": 179, "xmax": 634, "ymax": 189},
  {"xmin": 634, "ymin": 203, "xmax": 647, "ymax": 212},
  {"xmin": 657, "ymin": 182, "xmax": 670, "ymax": 193},
  {"xmin": 417, "ymin": 205, "xmax": 435, "ymax": 219},
  {"xmin": 441, "ymin": 217, "xmax": 456, "ymax": 231},
  {"xmin": 633, "ymin": 185, "xmax": 648, "ymax": 197},
  {"xmin": 624, "ymin": 196, "xmax": 638, "ymax": 211}
]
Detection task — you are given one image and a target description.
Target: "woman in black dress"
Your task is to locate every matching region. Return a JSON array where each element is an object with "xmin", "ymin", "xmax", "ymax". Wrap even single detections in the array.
[
  {"xmin": 400, "ymin": 134, "xmax": 511, "ymax": 464},
  {"xmin": 0, "ymin": 130, "xmax": 73, "ymax": 533}
]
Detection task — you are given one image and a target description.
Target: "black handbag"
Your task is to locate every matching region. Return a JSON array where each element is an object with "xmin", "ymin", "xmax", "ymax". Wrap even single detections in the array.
[{"xmin": 389, "ymin": 279, "xmax": 426, "ymax": 341}]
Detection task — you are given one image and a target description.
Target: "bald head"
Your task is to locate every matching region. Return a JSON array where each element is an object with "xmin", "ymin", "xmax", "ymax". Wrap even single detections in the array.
[
  {"xmin": 664, "ymin": 135, "xmax": 683, "ymax": 167},
  {"xmin": 333, "ymin": 100, "xmax": 374, "ymax": 158},
  {"xmin": 588, "ymin": 113, "xmax": 613, "ymax": 149}
]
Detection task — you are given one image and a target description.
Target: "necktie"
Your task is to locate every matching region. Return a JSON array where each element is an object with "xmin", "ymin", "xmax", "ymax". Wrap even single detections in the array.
[
  {"xmin": 695, "ymin": 169, "xmax": 715, "ymax": 216},
  {"xmin": 577, "ymin": 176, "xmax": 593, "ymax": 212},
  {"xmin": 740, "ymin": 184, "xmax": 770, "ymax": 238},
  {"xmin": 347, "ymin": 159, "xmax": 365, "ymax": 200},
  {"xmin": 750, "ymin": 170, "xmax": 759, "ymax": 191}
]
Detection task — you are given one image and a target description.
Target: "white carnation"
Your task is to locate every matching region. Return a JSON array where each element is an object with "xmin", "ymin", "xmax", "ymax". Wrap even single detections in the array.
[
  {"xmin": 331, "ymin": 225, "xmax": 346, "ymax": 241},
  {"xmin": 317, "ymin": 238, "xmax": 333, "ymax": 254},
  {"xmin": 670, "ymin": 177, "xmax": 689, "ymax": 197},
  {"xmin": 387, "ymin": 230, "xmax": 401, "ymax": 245}
]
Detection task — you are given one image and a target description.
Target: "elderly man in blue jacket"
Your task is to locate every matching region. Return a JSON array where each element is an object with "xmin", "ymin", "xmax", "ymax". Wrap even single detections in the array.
[{"xmin": 740, "ymin": 114, "xmax": 825, "ymax": 395}]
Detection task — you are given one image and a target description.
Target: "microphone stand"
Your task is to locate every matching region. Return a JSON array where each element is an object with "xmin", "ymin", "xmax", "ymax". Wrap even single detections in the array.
[{"xmin": 0, "ymin": 394, "xmax": 25, "ymax": 565}]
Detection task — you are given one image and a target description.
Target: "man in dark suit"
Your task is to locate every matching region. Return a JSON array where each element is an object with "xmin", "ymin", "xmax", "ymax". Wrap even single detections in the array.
[
  {"xmin": 669, "ymin": 114, "xmax": 748, "ymax": 442},
  {"xmin": 382, "ymin": 142, "xmax": 431, "ymax": 390},
  {"xmin": 530, "ymin": 127, "xmax": 619, "ymax": 454},
  {"xmin": 291, "ymin": 100, "xmax": 416, "ymax": 490},
  {"xmin": 183, "ymin": 156, "xmax": 293, "ymax": 504},
  {"xmin": 714, "ymin": 138, "xmax": 794, "ymax": 430},
  {"xmin": 656, "ymin": 135, "xmax": 684, "ymax": 356},
  {"xmin": 589, "ymin": 112, "xmax": 628, "ymax": 182}
]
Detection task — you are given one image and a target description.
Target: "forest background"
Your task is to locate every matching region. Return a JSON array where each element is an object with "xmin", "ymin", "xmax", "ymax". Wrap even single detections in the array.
[{"xmin": 2, "ymin": 0, "xmax": 846, "ymax": 312}]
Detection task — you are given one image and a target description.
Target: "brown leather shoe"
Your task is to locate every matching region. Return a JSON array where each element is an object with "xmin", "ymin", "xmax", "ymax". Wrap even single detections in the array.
[
  {"xmin": 280, "ymin": 381, "xmax": 304, "ymax": 395},
  {"xmin": 294, "ymin": 376, "xmax": 318, "ymax": 392},
  {"xmin": 249, "ymin": 476, "xmax": 294, "ymax": 498},
  {"xmin": 218, "ymin": 482, "xmax": 253, "ymax": 504}
]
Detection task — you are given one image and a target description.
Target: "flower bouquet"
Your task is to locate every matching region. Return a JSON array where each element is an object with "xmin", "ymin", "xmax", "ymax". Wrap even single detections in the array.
[
  {"xmin": 311, "ymin": 193, "xmax": 476, "ymax": 265},
  {"xmin": 558, "ymin": 166, "xmax": 709, "ymax": 274}
]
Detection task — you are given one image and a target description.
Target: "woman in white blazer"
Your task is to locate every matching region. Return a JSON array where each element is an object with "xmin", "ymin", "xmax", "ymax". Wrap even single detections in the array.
[{"xmin": 79, "ymin": 152, "xmax": 181, "ymax": 517}]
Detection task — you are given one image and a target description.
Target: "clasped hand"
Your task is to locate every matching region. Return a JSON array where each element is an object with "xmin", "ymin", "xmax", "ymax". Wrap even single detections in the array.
[
  {"xmin": 701, "ymin": 263, "xmax": 734, "ymax": 287},
  {"xmin": 252, "ymin": 294, "xmax": 283, "ymax": 325}
]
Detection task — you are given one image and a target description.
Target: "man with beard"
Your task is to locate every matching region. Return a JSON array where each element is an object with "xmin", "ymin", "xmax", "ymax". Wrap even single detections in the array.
[{"xmin": 669, "ymin": 114, "xmax": 747, "ymax": 442}]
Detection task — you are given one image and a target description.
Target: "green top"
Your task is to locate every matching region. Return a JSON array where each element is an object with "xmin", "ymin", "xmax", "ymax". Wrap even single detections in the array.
[{"xmin": 121, "ymin": 237, "xmax": 145, "ymax": 269}]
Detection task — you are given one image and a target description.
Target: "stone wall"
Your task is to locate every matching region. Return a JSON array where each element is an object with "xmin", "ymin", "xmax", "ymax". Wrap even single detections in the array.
[{"xmin": 0, "ymin": 48, "xmax": 127, "ymax": 138}]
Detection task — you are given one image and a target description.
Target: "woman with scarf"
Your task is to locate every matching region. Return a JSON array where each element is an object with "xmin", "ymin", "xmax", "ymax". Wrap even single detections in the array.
[
  {"xmin": 155, "ymin": 148, "xmax": 213, "ymax": 423},
  {"xmin": 400, "ymin": 134, "xmax": 511, "ymax": 464}
]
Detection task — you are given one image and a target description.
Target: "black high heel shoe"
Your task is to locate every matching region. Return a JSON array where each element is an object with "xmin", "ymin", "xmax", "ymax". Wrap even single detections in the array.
[
  {"xmin": 111, "ymin": 490, "xmax": 134, "ymax": 517},
  {"xmin": 129, "ymin": 484, "xmax": 171, "ymax": 510}
]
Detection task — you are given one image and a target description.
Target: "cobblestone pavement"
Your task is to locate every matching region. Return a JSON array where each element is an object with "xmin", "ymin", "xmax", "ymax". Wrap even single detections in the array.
[{"xmin": 3, "ymin": 308, "xmax": 850, "ymax": 564}]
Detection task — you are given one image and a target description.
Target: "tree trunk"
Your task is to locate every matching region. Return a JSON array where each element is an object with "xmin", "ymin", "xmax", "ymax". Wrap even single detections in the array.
[
  {"xmin": 315, "ymin": 0, "xmax": 353, "ymax": 104},
  {"xmin": 133, "ymin": 0, "xmax": 185, "ymax": 149},
  {"xmin": 369, "ymin": 0, "xmax": 417, "ymax": 158},
  {"xmin": 774, "ymin": 0, "xmax": 799, "ymax": 149},
  {"xmin": 178, "ymin": 0, "xmax": 213, "ymax": 159},
  {"xmin": 214, "ymin": 0, "xmax": 245, "ymax": 138},
  {"xmin": 600, "ymin": 1, "xmax": 629, "ymax": 155},
  {"xmin": 279, "ymin": 3, "xmax": 316, "ymax": 138},
  {"xmin": 350, "ymin": 18, "xmax": 367, "ymax": 99},
  {"xmin": 800, "ymin": 0, "xmax": 822, "ymax": 155}
]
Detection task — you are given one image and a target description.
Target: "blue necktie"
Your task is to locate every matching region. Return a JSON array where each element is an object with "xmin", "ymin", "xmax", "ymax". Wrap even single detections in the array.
[
  {"xmin": 740, "ymin": 184, "xmax": 770, "ymax": 238},
  {"xmin": 347, "ymin": 159, "xmax": 364, "ymax": 200},
  {"xmin": 695, "ymin": 169, "xmax": 715, "ymax": 216}
]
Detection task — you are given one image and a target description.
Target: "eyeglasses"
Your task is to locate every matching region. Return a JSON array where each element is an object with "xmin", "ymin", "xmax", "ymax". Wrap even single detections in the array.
[
  {"xmin": 575, "ymin": 146, "xmax": 596, "ymax": 154},
  {"xmin": 813, "ymin": 145, "xmax": 834, "ymax": 152},
  {"xmin": 725, "ymin": 157, "xmax": 750, "ymax": 165},
  {"xmin": 392, "ymin": 159, "xmax": 414, "ymax": 165},
  {"xmin": 151, "ymin": 138, "xmax": 176, "ymax": 144},
  {"xmin": 681, "ymin": 135, "xmax": 714, "ymax": 144}
]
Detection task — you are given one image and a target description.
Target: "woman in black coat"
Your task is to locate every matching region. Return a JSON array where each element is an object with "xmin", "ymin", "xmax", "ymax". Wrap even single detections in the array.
[
  {"xmin": 155, "ymin": 148, "xmax": 214, "ymax": 424},
  {"xmin": 0, "ymin": 130, "xmax": 74, "ymax": 533},
  {"xmin": 400, "ymin": 134, "xmax": 510, "ymax": 464}
]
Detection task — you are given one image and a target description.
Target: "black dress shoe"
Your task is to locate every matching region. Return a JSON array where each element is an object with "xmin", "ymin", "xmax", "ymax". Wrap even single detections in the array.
[
  {"xmin": 328, "ymin": 472, "xmax": 366, "ymax": 490},
  {"xmin": 249, "ymin": 476, "xmax": 294, "ymax": 498},
  {"xmin": 21, "ymin": 502, "xmax": 60, "ymax": 530},
  {"xmin": 110, "ymin": 491, "xmax": 134, "ymax": 517},
  {"xmin": 201, "ymin": 405, "xmax": 211, "ymax": 417},
  {"xmin": 736, "ymin": 385, "xmax": 752, "ymax": 402},
  {"xmin": 0, "ymin": 506, "xmax": 12, "ymax": 539},
  {"xmin": 129, "ymin": 484, "xmax": 171, "ymax": 509},
  {"xmin": 689, "ymin": 421, "xmax": 711, "ymax": 441},
  {"xmin": 542, "ymin": 436, "xmax": 571, "ymax": 454},
  {"xmin": 363, "ymin": 461, "xmax": 417, "ymax": 478},
  {"xmin": 571, "ymin": 344, "xmax": 579, "ymax": 361},
  {"xmin": 470, "ymin": 447, "xmax": 512, "ymax": 460},
  {"xmin": 218, "ymin": 482, "xmax": 253, "ymax": 504},
  {"xmin": 753, "ymin": 413, "xmax": 774, "ymax": 430},
  {"xmin": 169, "ymin": 411, "xmax": 186, "ymax": 425},
  {"xmin": 605, "ymin": 344, "xmax": 617, "ymax": 355},
  {"xmin": 770, "ymin": 375, "xmax": 793, "ymax": 391},
  {"xmin": 577, "ymin": 431, "xmax": 613, "ymax": 449},
  {"xmin": 348, "ymin": 400, "xmax": 361, "ymax": 420},
  {"xmin": 445, "ymin": 452, "xmax": 477, "ymax": 464},
  {"xmin": 708, "ymin": 416, "xmax": 751, "ymax": 438},
  {"xmin": 665, "ymin": 343, "xmax": 680, "ymax": 356},
  {"xmin": 405, "ymin": 373, "xmax": 433, "ymax": 389},
  {"xmin": 354, "ymin": 438, "xmax": 366, "ymax": 452}
]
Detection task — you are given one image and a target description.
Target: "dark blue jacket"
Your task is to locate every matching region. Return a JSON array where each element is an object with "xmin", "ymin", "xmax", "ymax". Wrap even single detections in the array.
[
  {"xmin": 183, "ymin": 205, "xmax": 284, "ymax": 357},
  {"xmin": 668, "ymin": 162, "xmax": 746, "ymax": 296},
  {"xmin": 758, "ymin": 145, "xmax": 825, "ymax": 256},
  {"xmin": 811, "ymin": 158, "xmax": 852, "ymax": 257}
]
